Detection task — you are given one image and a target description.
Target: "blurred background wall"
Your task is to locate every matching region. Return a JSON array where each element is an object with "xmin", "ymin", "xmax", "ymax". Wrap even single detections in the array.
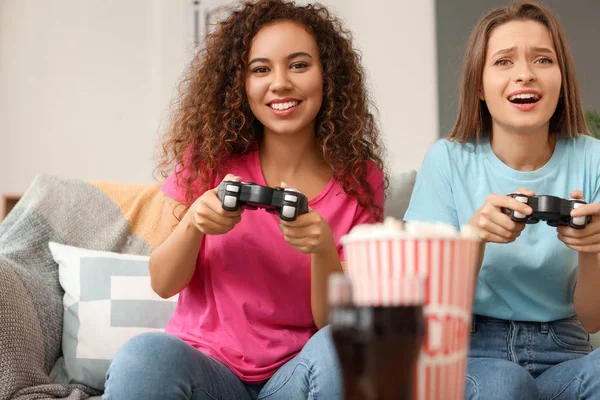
[{"xmin": 1, "ymin": 0, "xmax": 597, "ymax": 208}]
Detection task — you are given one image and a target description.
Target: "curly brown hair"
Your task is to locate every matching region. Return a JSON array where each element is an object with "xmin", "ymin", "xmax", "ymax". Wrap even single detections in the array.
[{"xmin": 156, "ymin": 0, "xmax": 388, "ymax": 219}]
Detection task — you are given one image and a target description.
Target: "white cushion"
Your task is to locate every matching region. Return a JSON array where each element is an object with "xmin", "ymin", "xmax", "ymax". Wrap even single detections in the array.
[{"xmin": 48, "ymin": 242, "xmax": 177, "ymax": 390}]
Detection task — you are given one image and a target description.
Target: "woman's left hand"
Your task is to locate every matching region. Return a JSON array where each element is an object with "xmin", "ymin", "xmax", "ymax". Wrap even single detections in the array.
[
  {"xmin": 557, "ymin": 190, "xmax": 600, "ymax": 253},
  {"xmin": 277, "ymin": 182, "xmax": 334, "ymax": 254},
  {"xmin": 279, "ymin": 207, "xmax": 335, "ymax": 254}
]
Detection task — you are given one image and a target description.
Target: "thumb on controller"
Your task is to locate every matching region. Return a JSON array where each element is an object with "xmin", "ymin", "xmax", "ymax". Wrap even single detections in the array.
[
  {"xmin": 570, "ymin": 189, "xmax": 584, "ymax": 200},
  {"xmin": 213, "ymin": 174, "xmax": 242, "ymax": 191},
  {"xmin": 281, "ymin": 181, "xmax": 313, "ymax": 212},
  {"xmin": 224, "ymin": 173, "xmax": 242, "ymax": 182}
]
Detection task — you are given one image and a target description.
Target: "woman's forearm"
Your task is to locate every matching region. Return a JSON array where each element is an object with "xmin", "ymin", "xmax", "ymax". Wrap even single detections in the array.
[
  {"xmin": 310, "ymin": 234, "xmax": 342, "ymax": 329},
  {"xmin": 574, "ymin": 252, "xmax": 600, "ymax": 333},
  {"xmin": 149, "ymin": 212, "xmax": 204, "ymax": 298}
]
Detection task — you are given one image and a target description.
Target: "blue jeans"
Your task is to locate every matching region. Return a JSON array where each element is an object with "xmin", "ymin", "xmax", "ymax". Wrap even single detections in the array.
[
  {"xmin": 466, "ymin": 315, "xmax": 600, "ymax": 399},
  {"xmin": 103, "ymin": 325, "xmax": 341, "ymax": 400}
]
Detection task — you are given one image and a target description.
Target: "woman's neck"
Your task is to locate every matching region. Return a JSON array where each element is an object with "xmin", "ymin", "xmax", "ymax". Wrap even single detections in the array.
[
  {"xmin": 259, "ymin": 127, "xmax": 328, "ymax": 185},
  {"xmin": 490, "ymin": 123, "xmax": 556, "ymax": 172}
]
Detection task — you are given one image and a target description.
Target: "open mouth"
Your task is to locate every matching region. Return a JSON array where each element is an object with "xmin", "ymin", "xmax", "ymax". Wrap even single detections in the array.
[
  {"xmin": 268, "ymin": 100, "xmax": 301, "ymax": 111},
  {"xmin": 507, "ymin": 93, "xmax": 541, "ymax": 105}
]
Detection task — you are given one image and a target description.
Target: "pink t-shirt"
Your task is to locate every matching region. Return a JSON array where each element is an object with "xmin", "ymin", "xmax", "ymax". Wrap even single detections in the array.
[{"xmin": 161, "ymin": 149, "xmax": 384, "ymax": 383}]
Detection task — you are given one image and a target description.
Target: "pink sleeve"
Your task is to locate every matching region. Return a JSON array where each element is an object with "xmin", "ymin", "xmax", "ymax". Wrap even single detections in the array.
[
  {"xmin": 161, "ymin": 164, "xmax": 190, "ymax": 205},
  {"xmin": 338, "ymin": 161, "xmax": 385, "ymax": 261}
]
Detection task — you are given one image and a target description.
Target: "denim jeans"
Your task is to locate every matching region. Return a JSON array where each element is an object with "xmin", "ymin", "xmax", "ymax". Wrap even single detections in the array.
[
  {"xmin": 102, "ymin": 325, "xmax": 341, "ymax": 400},
  {"xmin": 466, "ymin": 315, "xmax": 600, "ymax": 399}
]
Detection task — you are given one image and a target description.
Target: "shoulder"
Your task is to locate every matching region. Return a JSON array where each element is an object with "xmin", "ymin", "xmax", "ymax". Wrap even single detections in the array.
[
  {"xmin": 328, "ymin": 160, "xmax": 384, "ymax": 220},
  {"xmin": 364, "ymin": 159, "xmax": 384, "ymax": 188},
  {"xmin": 560, "ymin": 135, "xmax": 600, "ymax": 170},
  {"xmin": 420, "ymin": 138, "xmax": 479, "ymax": 168},
  {"xmin": 431, "ymin": 138, "xmax": 489, "ymax": 169},
  {"xmin": 570, "ymin": 134, "xmax": 600, "ymax": 172},
  {"xmin": 566, "ymin": 134, "xmax": 600, "ymax": 153},
  {"xmin": 431, "ymin": 138, "xmax": 480, "ymax": 156}
]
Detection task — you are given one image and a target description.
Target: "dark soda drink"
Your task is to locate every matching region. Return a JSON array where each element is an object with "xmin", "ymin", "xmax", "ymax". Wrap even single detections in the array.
[
  {"xmin": 366, "ymin": 306, "xmax": 424, "ymax": 399},
  {"xmin": 330, "ymin": 305, "xmax": 365, "ymax": 400},
  {"xmin": 329, "ymin": 275, "xmax": 425, "ymax": 400}
]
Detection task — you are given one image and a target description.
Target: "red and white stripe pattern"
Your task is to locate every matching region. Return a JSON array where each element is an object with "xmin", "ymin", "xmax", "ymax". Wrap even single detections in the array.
[
  {"xmin": 344, "ymin": 238, "xmax": 427, "ymax": 306},
  {"xmin": 343, "ymin": 237, "xmax": 480, "ymax": 400}
]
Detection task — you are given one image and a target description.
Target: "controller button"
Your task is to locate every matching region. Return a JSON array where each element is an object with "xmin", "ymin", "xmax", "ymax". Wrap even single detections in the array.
[
  {"xmin": 282, "ymin": 205, "xmax": 296, "ymax": 219},
  {"xmin": 284, "ymin": 194, "xmax": 298, "ymax": 203},
  {"xmin": 571, "ymin": 203, "xmax": 585, "ymax": 226},
  {"xmin": 514, "ymin": 211, "xmax": 526, "ymax": 219},
  {"xmin": 515, "ymin": 195, "xmax": 528, "ymax": 203},
  {"xmin": 572, "ymin": 216, "xmax": 586, "ymax": 226},
  {"xmin": 223, "ymin": 195, "xmax": 238, "ymax": 208},
  {"xmin": 226, "ymin": 184, "xmax": 240, "ymax": 193}
]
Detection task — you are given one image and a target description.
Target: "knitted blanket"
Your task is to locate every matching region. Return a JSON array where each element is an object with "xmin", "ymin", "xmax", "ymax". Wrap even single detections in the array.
[{"xmin": 0, "ymin": 175, "xmax": 163, "ymax": 400}]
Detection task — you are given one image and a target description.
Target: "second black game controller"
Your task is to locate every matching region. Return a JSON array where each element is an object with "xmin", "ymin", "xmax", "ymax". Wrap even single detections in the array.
[
  {"xmin": 502, "ymin": 193, "xmax": 590, "ymax": 229},
  {"xmin": 217, "ymin": 180, "xmax": 309, "ymax": 222}
]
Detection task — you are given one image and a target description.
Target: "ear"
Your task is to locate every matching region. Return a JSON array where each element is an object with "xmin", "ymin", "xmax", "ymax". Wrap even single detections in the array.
[{"xmin": 478, "ymin": 88, "xmax": 485, "ymax": 101}]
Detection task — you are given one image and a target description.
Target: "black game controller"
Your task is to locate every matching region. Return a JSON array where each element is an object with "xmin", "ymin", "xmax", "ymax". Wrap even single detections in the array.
[
  {"xmin": 217, "ymin": 180, "xmax": 309, "ymax": 222},
  {"xmin": 501, "ymin": 193, "xmax": 591, "ymax": 229}
]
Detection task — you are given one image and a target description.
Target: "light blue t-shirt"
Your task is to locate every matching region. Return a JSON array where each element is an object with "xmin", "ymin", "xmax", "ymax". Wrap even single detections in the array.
[{"xmin": 404, "ymin": 135, "xmax": 600, "ymax": 322}]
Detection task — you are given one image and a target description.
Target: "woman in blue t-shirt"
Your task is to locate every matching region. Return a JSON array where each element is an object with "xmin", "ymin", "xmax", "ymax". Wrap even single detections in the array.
[{"xmin": 405, "ymin": 1, "xmax": 600, "ymax": 399}]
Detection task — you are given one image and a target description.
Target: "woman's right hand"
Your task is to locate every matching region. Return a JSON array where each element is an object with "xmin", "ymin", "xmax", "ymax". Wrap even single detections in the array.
[
  {"xmin": 187, "ymin": 174, "xmax": 244, "ymax": 235},
  {"xmin": 469, "ymin": 188, "xmax": 535, "ymax": 243}
]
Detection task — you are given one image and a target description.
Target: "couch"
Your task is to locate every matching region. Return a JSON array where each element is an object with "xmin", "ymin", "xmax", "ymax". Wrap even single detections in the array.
[
  {"xmin": 1, "ymin": 172, "xmax": 598, "ymax": 399},
  {"xmin": 0, "ymin": 175, "xmax": 166, "ymax": 400}
]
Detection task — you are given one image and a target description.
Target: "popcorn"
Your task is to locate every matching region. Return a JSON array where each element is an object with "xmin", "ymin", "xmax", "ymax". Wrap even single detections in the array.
[
  {"xmin": 459, "ymin": 224, "xmax": 481, "ymax": 241},
  {"xmin": 383, "ymin": 216, "xmax": 404, "ymax": 231},
  {"xmin": 342, "ymin": 217, "xmax": 480, "ymax": 242},
  {"xmin": 404, "ymin": 221, "xmax": 458, "ymax": 238}
]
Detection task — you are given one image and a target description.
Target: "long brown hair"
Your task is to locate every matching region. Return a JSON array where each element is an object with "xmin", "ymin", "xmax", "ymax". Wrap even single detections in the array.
[
  {"xmin": 448, "ymin": 0, "xmax": 589, "ymax": 142},
  {"xmin": 156, "ymin": 0, "xmax": 387, "ymax": 219}
]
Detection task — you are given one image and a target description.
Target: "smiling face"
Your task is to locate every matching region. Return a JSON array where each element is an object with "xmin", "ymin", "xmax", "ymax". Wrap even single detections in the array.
[
  {"xmin": 481, "ymin": 20, "xmax": 562, "ymax": 136},
  {"xmin": 244, "ymin": 20, "xmax": 324, "ymax": 138}
]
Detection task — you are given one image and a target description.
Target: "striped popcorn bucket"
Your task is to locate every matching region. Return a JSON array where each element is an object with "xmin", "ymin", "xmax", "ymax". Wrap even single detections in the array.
[{"xmin": 341, "ymin": 234, "xmax": 480, "ymax": 400}]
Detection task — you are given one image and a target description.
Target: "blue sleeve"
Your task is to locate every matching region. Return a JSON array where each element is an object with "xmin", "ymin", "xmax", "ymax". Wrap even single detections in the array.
[
  {"xmin": 403, "ymin": 140, "xmax": 459, "ymax": 229},
  {"xmin": 586, "ymin": 138, "xmax": 600, "ymax": 205}
]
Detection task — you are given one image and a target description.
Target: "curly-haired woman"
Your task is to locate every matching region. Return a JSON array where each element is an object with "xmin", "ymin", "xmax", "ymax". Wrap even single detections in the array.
[{"xmin": 103, "ymin": 0, "xmax": 387, "ymax": 398}]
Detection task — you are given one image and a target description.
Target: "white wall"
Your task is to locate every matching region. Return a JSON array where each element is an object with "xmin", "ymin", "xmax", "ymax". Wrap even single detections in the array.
[
  {"xmin": 340, "ymin": 0, "xmax": 438, "ymax": 176},
  {"xmin": 0, "ymin": 0, "xmax": 192, "ymax": 197},
  {"xmin": 0, "ymin": 0, "xmax": 437, "ymax": 198}
]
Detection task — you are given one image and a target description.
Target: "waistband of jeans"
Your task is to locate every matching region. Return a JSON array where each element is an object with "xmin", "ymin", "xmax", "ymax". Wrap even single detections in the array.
[
  {"xmin": 472, "ymin": 314, "xmax": 579, "ymax": 323},
  {"xmin": 471, "ymin": 314, "xmax": 580, "ymax": 333}
]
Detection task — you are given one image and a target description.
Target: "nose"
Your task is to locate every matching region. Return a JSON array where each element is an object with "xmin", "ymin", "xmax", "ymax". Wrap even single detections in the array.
[
  {"xmin": 269, "ymin": 67, "xmax": 293, "ymax": 92},
  {"xmin": 514, "ymin": 62, "xmax": 536, "ymax": 84}
]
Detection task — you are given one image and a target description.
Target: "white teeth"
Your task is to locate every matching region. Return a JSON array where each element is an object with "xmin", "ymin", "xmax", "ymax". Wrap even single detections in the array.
[
  {"xmin": 270, "ymin": 101, "xmax": 299, "ymax": 110},
  {"xmin": 509, "ymin": 93, "xmax": 540, "ymax": 101}
]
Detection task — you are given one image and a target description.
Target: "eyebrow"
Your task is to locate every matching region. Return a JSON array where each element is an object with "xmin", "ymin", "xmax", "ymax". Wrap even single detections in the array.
[
  {"xmin": 533, "ymin": 47, "xmax": 556, "ymax": 55},
  {"xmin": 248, "ymin": 52, "xmax": 313, "ymax": 66},
  {"xmin": 490, "ymin": 46, "xmax": 556, "ymax": 58}
]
